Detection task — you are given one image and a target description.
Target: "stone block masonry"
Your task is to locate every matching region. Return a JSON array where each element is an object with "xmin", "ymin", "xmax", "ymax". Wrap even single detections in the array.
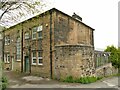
[{"xmin": 54, "ymin": 44, "xmax": 95, "ymax": 80}]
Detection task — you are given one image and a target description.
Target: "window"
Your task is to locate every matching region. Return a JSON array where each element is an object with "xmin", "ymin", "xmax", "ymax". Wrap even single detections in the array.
[
  {"xmin": 4, "ymin": 53, "xmax": 10, "ymax": 63},
  {"xmin": 16, "ymin": 37, "xmax": 21, "ymax": 61},
  {"xmin": 38, "ymin": 31, "xmax": 42, "ymax": 38},
  {"xmin": 32, "ymin": 51, "xmax": 37, "ymax": 65},
  {"xmin": 38, "ymin": 51, "xmax": 43, "ymax": 65},
  {"xmin": 38, "ymin": 26, "xmax": 42, "ymax": 39},
  {"xmin": 32, "ymin": 27, "xmax": 37, "ymax": 39},
  {"xmin": 5, "ymin": 35, "xmax": 10, "ymax": 45},
  {"xmin": 37, "ymin": 26, "xmax": 42, "ymax": 32},
  {"xmin": 25, "ymin": 32, "xmax": 29, "ymax": 39},
  {"xmin": 32, "ymin": 25, "xmax": 43, "ymax": 39},
  {"xmin": 32, "ymin": 51, "xmax": 43, "ymax": 65}
]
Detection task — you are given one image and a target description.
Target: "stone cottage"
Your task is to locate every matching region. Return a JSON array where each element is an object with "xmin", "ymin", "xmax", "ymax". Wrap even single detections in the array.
[{"xmin": 2, "ymin": 8, "xmax": 112, "ymax": 79}]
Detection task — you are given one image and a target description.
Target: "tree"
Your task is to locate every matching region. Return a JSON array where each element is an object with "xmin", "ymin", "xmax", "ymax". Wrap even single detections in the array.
[
  {"xmin": 0, "ymin": 0, "xmax": 46, "ymax": 27},
  {"xmin": 104, "ymin": 45, "xmax": 120, "ymax": 68}
]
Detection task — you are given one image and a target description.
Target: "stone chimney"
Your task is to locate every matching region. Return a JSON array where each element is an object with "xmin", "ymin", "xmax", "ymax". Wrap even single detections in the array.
[{"xmin": 72, "ymin": 12, "xmax": 82, "ymax": 21}]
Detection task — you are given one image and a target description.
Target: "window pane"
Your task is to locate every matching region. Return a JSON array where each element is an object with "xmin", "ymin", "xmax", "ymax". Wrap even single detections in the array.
[
  {"xmin": 25, "ymin": 32, "xmax": 29, "ymax": 39},
  {"xmin": 33, "ymin": 34, "xmax": 36, "ymax": 39},
  {"xmin": 38, "ymin": 51, "xmax": 42, "ymax": 57},
  {"xmin": 32, "ymin": 27, "xmax": 37, "ymax": 39},
  {"xmin": 33, "ymin": 59, "xmax": 36, "ymax": 63},
  {"xmin": 33, "ymin": 27, "xmax": 37, "ymax": 33},
  {"xmin": 37, "ymin": 26, "xmax": 42, "ymax": 31},
  {"xmin": 16, "ymin": 37, "xmax": 21, "ymax": 60},
  {"xmin": 38, "ymin": 31, "xmax": 42, "ymax": 38},
  {"xmin": 33, "ymin": 52, "xmax": 36, "ymax": 57},
  {"xmin": 38, "ymin": 59, "xmax": 42, "ymax": 63},
  {"xmin": 5, "ymin": 35, "xmax": 10, "ymax": 45},
  {"xmin": 17, "ymin": 55, "xmax": 20, "ymax": 59}
]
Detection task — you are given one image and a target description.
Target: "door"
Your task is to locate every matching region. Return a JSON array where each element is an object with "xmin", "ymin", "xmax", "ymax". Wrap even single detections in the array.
[{"xmin": 24, "ymin": 56, "xmax": 29, "ymax": 72}]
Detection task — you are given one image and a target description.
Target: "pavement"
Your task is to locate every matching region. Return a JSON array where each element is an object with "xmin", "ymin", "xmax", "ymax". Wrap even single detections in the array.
[{"xmin": 2, "ymin": 70, "xmax": 120, "ymax": 89}]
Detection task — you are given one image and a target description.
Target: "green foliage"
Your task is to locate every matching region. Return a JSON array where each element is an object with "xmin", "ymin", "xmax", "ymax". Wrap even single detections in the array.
[
  {"xmin": 63, "ymin": 76, "xmax": 74, "ymax": 83},
  {"xmin": 2, "ymin": 76, "xmax": 8, "ymax": 83},
  {"xmin": 1, "ymin": 76, "xmax": 8, "ymax": 90},
  {"xmin": 78, "ymin": 76, "xmax": 98, "ymax": 84},
  {"xmin": 63, "ymin": 76, "xmax": 102, "ymax": 84},
  {"xmin": 104, "ymin": 45, "xmax": 120, "ymax": 68},
  {"xmin": 97, "ymin": 77, "xmax": 103, "ymax": 80}
]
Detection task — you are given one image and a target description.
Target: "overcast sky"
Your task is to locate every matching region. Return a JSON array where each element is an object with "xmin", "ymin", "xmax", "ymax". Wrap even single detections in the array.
[
  {"xmin": 46, "ymin": 0, "xmax": 118, "ymax": 50},
  {"xmin": 0, "ymin": 0, "xmax": 118, "ymax": 50}
]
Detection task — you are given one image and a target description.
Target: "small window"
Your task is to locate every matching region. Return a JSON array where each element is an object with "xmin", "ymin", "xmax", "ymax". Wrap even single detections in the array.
[
  {"xmin": 33, "ymin": 58, "xmax": 37, "ymax": 63},
  {"xmin": 16, "ymin": 37, "xmax": 21, "ymax": 61},
  {"xmin": 38, "ymin": 25, "xmax": 42, "ymax": 39},
  {"xmin": 37, "ymin": 26, "xmax": 42, "ymax": 32},
  {"xmin": 25, "ymin": 32, "xmax": 29, "ymax": 39},
  {"xmin": 5, "ymin": 35, "xmax": 10, "ymax": 45},
  {"xmin": 38, "ymin": 51, "xmax": 43, "ymax": 65},
  {"xmin": 32, "ymin": 27, "xmax": 37, "ymax": 39},
  {"xmin": 32, "ymin": 25, "xmax": 43, "ymax": 39},
  {"xmin": 38, "ymin": 31, "xmax": 42, "ymax": 39},
  {"xmin": 38, "ymin": 59, "xmax": 42, "ymax": 64},
  {"xmin": 32, "ymin": 51, "xmax": 37, "ymax": 65},
  {"xmin": 38, "ymin": 51, "xmax": 42, "ymax": 57},
  {"xmin": 4, "ymin": 53, "xmax": 10, "ymax": 63},
  {"xmin": 5, "ymin": 37, "xmax": 7, "ymax": 45},
  {"xmin": 8, "ymin": 54, "xmax": 10, "ymax": 63}
]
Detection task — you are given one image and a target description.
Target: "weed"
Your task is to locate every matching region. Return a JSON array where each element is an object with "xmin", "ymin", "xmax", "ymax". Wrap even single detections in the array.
[{"xmin": 63, "ymin": 76, "xmax": 102, "ymax": 84}]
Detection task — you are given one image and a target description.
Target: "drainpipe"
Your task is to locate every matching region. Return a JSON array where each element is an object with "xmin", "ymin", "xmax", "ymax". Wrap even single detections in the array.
[
  {"xmin": 29, "ymin": 29, "xmax": 31, "ymax": 73},
  {"xmin": 50, "ymin": 11, "xmax": 53, "ymax": 79},
  {"xmin": 21, "ymin": 23, "xmax": 23, "ymax": 72},
  {"xmin": 29, "ymin": 46, "xmax": 31, "ymax": 73},
  {"xmin": 2, "ymin": 30, "xmax": 5, "ymax": 62}
]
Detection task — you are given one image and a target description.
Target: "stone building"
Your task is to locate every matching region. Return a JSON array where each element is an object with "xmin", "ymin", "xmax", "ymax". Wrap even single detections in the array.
[
  {"xmin": 0, "ymin": 26, "xmax": 4, "ymax": 61},
  {"xmin": 3, "ymin": 8, "xmax": 111, "ymax": 79}
]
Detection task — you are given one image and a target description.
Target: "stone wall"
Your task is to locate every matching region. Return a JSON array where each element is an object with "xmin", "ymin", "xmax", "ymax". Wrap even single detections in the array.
[
  {"xmin": 95, "ymin": 63, "xmax": 118, "ymax": 77},
  {"xmin": 0, "ymin": 26, "xmax": 4, "ymax": 61},
  {"xmin": 54, "ymin": 44, "xmax": 95, "ymax": 80},
  {"xmin": 54, "ymin": 11, "xmax": 94, "ymax": 46},
  {"xmin": 3, "ymin": 8, "xmax": 95, "ymax": 79},
  {"xmin": 0, "ymin": 39, "xmax": 2, "ymax": 60}
]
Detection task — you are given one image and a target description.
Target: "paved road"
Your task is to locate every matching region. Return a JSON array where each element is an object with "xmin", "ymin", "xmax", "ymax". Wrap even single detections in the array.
[
  {"xmin": 9, "ymin": 77, "xmax": 119, "ymax": 89},
  {"xmin": 4, "ymin": 71, "xmax": 120, "ymax": 89}
]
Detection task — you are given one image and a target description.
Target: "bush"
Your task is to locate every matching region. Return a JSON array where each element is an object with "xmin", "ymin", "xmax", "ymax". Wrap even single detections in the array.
[
  {"xmin": 1, "ymin": 76, "xmax": 8, "ymax": 90},
  {"xmin": 63, "ymin": 76, "xmax": 74, "ymax": 83},
  {"xmin": 2, "ymin": 83, "xmax": 8, "ymax": 90},
  {"xmin": 63, "ymin": 76, "xmax": 102, "ymax": 84},
  {"xmin": 2, "ymin": 77, "xmax": 8, "ymax": 83},
  {"xmin": 97, "ymin": 77, "xmax": 103, "ymax": 80}
]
